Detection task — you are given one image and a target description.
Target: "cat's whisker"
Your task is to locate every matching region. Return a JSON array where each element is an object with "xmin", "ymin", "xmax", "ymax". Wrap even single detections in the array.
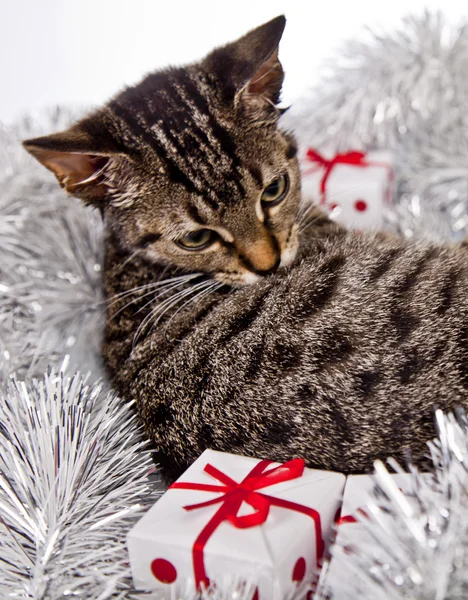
[
  {"xmin": 262, "ymin": 95, "xmax": 282, "ymax": 118},
  {"xmin": 106, "ymin": 273, "xmax": 202, "ymax": 308},
  {"xmin": 152, "ymin": 280, "xmax": 214, "ymax": 321},
  {"xmin": 297, "ymin": 202, "xmax": 313, "ymax": 218},
  {"xmin": 112, "ymin": 279, "xmax": 192, "ymax": 320},
  {"xmin": 131, "ymin": 285, "xmax": 197, "ymax": 343},
  {"xmin": 145, "ymin": 280, "xmax": 217, "ymax": 335},
  {"xmin": 298, "ymin": 216, "xmax": 329, "ymax": 236},
  {"xmin": 191, "ymin": 281, "xmax": 224, "ymax": 307},
  {"xmin": 296, "ymin": 202, "xmax": 318, "ymax": 226},
  {"xmin": 107, "ymin": 281, "xmax": 164, "ymax": 306},
  {"xmin": 296, "ymin": 204, "xmax": 335, "ymax": 236},
  {"xmin": 135, "ymin": 287, "xmax": 198, "ymax": 343},
  {"xmin": 298, "ymin": 220, "xmax": 318, "ymax": 236},
  {"xmin": 132, "ymin": 279, "xmax": 212, "ymax": 345},
  {"xmin": 150, "ymin": 281, "xmax": 215, "ymax": 329},
  {"xmin": 193, "ymin": 281, "xmax": 224, "ymax": 305},
  {"xmin": 165, "ymin": 281, "xmax": 224, "ymax": 328},
  {"xmin": 115, "ymin": 249, "xmax": 142, "ymax": 272},
  {"xmin": 297, "ymin": 208, "xmax": 314, "ymax": 228},
  {"xmin": 107, "ymin": 281, "xmax": 164, "ymax": 309},
  {"xmin": 133, "ymin": 279, "xmax": 197, "ymax": 316},
  {"xmin": 296, "ymin": 213, "xmax": 313, "ymax": 230},
  {"xmin": 162, "ymin": 283, "xmax": 218, "ymax": 329},
  {"xmin": 112, "ymin": 272, "xmax": 202, "ymax": 302}
]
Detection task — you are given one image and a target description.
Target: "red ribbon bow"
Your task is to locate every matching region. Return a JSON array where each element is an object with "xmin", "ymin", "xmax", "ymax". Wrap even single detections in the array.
[
  {"xmin": 305, "ymin": 149, "xmax": 370, "ymax": 205},
  {"xmin": 170, "ymin": 458, "xmax": 324, "ymax": 589}
]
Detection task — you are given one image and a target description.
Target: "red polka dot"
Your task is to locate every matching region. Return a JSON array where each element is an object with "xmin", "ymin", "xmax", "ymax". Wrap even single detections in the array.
[
  {"xmin": 252, "ymin": 588, "xmax": 259, "ymax": 600},
  {"xmin": 151, "ymin": 558, "xmax": 177, "ymax": 583},
  {"xmin": 329, "ymin": 203, "xmax": 339, "ymax": 211},
  {"xmin": 306, "ymin": 592, "xmax": 315, "ymax": 600},
  {"xmin": 354, "ymin": 199, "xmax": 367, "ymax": 212},
  {"xmin": 292, "ymin": 557, "xmax": 306, "ymax": 582}
]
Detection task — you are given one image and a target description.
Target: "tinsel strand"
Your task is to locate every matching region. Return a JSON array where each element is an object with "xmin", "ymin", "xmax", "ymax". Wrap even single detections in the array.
[{"xmin": 0, "ymin": 367, "xmax": 156, "ymax": 599}]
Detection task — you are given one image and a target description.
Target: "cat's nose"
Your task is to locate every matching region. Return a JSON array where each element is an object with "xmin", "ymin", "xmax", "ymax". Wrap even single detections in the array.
[
  {"xmin": 254, "ymin": 255, "xmax": 281, "ymax": 276},
  {"xmin": 238, "ymin": 238, "xmax": 281, "ymax": 275}
]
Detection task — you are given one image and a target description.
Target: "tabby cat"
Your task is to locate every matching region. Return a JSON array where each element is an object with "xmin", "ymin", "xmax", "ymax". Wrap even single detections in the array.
[{"xmin": 24, "ymin": 16, "xmax": 468, "ymax": 482}]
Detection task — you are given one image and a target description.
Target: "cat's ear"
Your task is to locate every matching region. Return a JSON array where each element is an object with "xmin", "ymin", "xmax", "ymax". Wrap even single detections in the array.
[
  {"xmin": 203, "ymin": 16, "xmax": 286, "ymax": 115},
  {"xmin": 23, "ymin": 125, "xmax": 118, "ymax": 205}
]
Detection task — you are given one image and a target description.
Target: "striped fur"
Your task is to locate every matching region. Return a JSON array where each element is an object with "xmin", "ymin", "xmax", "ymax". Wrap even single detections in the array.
[{"xmin": 104, "ymin": 214, "xmax": 468, "ymax": 482}]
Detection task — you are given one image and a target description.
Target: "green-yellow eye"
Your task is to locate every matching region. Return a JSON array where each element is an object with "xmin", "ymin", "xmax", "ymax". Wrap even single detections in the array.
[
  {"xmin": 176, "ymin": 229, "xmax": 216, "ymax": 250},
  {"xmin": 261, "ymin": 174, "xmax": 289, "ymax": 206}
]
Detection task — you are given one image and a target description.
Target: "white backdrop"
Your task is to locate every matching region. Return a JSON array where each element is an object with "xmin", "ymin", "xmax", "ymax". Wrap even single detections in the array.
[{"xmin": 1, "ymin": 0, "xmax": 467, "ymax": 123}]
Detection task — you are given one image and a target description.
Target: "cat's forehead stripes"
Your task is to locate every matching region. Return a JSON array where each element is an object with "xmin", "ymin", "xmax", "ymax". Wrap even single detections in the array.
[
  {"xmin": 108, "ymin": 68, "xmax": 251, "ymax": 210},
  {"xmin": 186, "ymin": 204, "xmax": 208, "ymax": 226}
]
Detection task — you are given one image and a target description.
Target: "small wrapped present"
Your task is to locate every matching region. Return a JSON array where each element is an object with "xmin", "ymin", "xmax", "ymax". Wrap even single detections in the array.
[
  {"xmin": 127, "ymin": 449, "xmax": 345, "ymax": 598},
  {"xmin": 335, "ymin": 472, "xmax": 416, "ymax": 526},
  {"xmin": 300, "ymin": 149, "xmax": 394, "ymax": 231},
  {"xmin": 321, "ymin": 472, "xmax": 417, "ymax": 596}
]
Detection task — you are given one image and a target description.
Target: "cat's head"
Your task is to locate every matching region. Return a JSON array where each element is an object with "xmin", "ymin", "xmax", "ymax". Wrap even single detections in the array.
[{"xmin": 24, "ymin": 16, "xmax": 301, "ymax": 286}]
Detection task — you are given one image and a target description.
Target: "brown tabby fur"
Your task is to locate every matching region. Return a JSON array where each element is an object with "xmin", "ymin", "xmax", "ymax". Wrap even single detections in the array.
[{"xmin": 24, "ymin": 17, "xmax": 468, "ymax": 482}]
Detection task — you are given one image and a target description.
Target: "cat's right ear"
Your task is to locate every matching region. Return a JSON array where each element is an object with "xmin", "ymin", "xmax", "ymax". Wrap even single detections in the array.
[
  {"xmin": 23, "ymin": 126, "xmax": 118, "ymax": 206},
  {"xmin": 203, "ymin": 16, "xmax": 286, "ymax": 118}
]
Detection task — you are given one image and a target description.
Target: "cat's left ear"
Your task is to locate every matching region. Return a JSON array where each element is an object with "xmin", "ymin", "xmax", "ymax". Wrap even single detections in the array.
[
  {"xmin": 203, "ymin": 15, "xmax": 286, "ymax": 117},
  {"xmin": 23, "ymin": 124, "xmax": 121, "ymax": 205}
]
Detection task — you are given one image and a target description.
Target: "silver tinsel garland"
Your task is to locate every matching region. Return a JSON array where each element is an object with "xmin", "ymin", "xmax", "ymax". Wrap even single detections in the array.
[
  {"xmin": 0, "ymin": 108, "xmax": 105, "ymax": 384},
  {"xmin": 317, "ymin": 410, "xmax": 468, "ymax": 600},
  {"xmin": 0, "ymin": 366, "xmax": 155, "ymax": 599},
  {"xmin": 283, "ymin": 11, "xmax": 468, "ymax": 242},
  {"xmin": 4, "ymin": 10, "xmax": 468, "ymax": 596}
]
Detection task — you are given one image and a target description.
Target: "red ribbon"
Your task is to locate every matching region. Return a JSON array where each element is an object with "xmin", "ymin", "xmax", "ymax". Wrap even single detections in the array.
[
  {"xmin": 169, "ymin": 458, "xmax": 324, "ymax": 589},
  {"xmin": 305, "ymin": 148, "xmax": 393, "ymax": 208},
  {"xmin": 337, "ymin": 490, "xmax": 403, "ymax": 526},
  {"xmin": 336, "ymin": 515, "xmax": 358, "ymax": 525},
  {"xmin": 305, "ymin": 149, "xmax": 372, "ymax": 205}
]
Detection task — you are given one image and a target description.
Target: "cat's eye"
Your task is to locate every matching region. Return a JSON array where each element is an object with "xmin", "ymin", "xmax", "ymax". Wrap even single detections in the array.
[
  {"xmin": 176, "ymin": 229, "xmax": 216, "ymax": 250},
  {"xmin": 261, "ymin": 174, "xmax": 289, "ymax": 206}
]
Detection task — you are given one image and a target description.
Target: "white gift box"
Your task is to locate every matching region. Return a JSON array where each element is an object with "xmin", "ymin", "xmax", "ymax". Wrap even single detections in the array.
[
  {"xmin": 336, "ymin": 472, "xmax": 415, "ymax": 521},
  {"xmin": 300, "ymin": 149, "xmax": 394, "ymax": 231},
  {"xmin": 322, "ymin": 472, "xmax": 417, "ymax": 595},
  {"xmin": 127, "ymin": 449, "xmax": 345, "ymax": 599}
]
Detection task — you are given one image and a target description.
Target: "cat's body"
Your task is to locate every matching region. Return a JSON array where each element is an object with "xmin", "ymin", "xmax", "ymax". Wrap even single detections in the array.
[
  {"xmin": 24, "ymin": 17, "xmax": 468, "ymax": 483},
  {"xmin": 103, "ymin": 214, "xmax": 468, "ymax": 481}
]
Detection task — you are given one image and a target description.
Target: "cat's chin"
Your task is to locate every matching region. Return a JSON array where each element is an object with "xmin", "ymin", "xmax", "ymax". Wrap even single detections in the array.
[
  {"xmin": 279, "ymin": 244, "xmax": 298, "ymax": 269},
  {"xmin": 215, "ymin": 272, "xmax": 262, "ymax": 288}
]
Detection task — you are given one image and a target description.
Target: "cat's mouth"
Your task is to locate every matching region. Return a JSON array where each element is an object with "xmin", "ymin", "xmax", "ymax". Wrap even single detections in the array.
[{"xmin": 215, "ymin": 226, "xmax": 299, "ymax": 287}]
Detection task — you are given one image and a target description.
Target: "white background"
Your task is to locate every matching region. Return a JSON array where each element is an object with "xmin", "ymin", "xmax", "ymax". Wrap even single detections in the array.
[{"xmin": 1, "ymin": 0, "xmax": 468, "ymax": 123}]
